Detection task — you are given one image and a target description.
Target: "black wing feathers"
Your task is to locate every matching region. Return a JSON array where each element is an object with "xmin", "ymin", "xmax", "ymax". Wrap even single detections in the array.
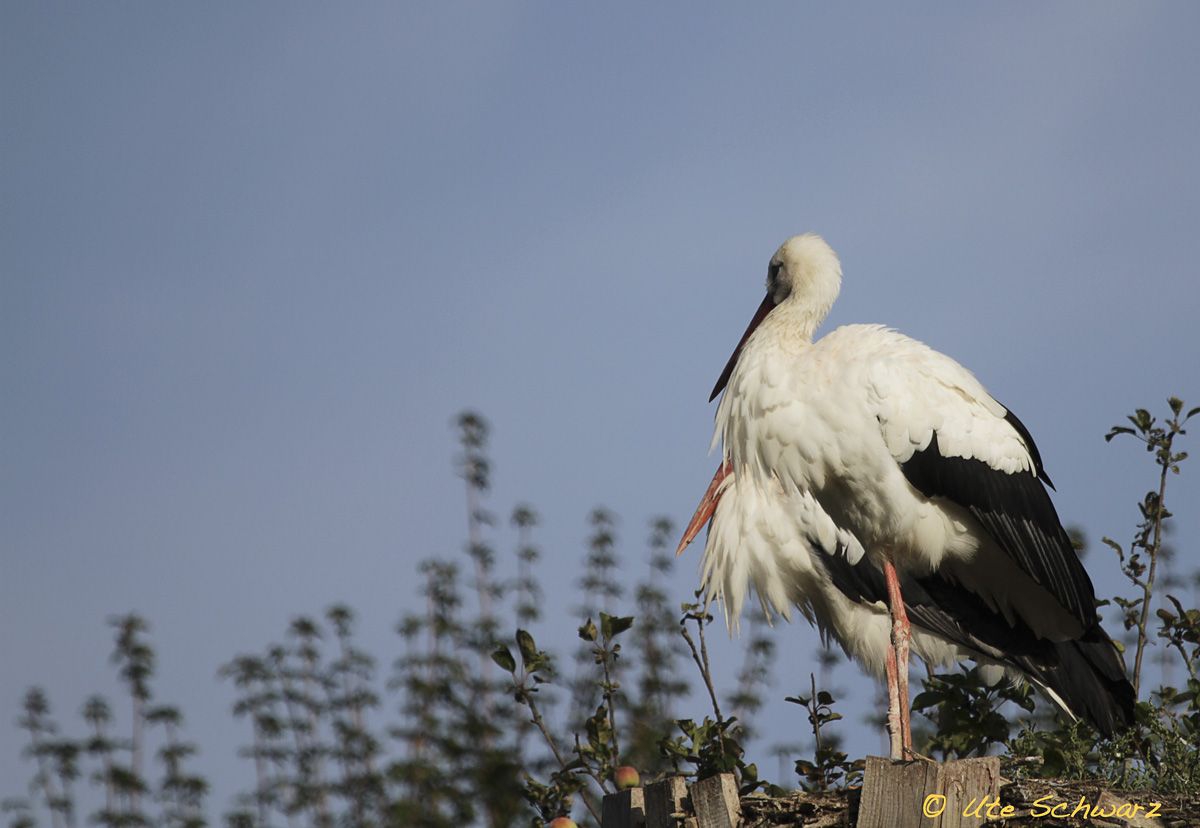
[
  {"xmin": 882, "ymin": 411, "xmax": 1133, "ymax": 733},
  {"xmin": 1003, "ymin": 407, "xmax": 1054, "ymax": 488},
  {"xmin": 820, "ymin": 405, "xmax": 1132, "ymax": 733},
  {"xmin": 900, "ymin": 432, "xmax": 1097, "ymax": 629},
  {"xmin": 817, "ymin": 548, "xmax": 1134, "ymax": 736}
]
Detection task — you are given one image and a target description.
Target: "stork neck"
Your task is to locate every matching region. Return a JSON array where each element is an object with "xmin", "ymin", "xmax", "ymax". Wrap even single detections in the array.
[{"xmin": 769, "ymin": 296, "xmax": 829, "ymax": 343}]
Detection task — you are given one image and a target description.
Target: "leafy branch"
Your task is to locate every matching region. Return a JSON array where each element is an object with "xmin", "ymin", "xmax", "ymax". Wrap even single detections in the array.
[{"xmin": 1104, "ymin": 397, "xmax": 1197, "ymax": 696}]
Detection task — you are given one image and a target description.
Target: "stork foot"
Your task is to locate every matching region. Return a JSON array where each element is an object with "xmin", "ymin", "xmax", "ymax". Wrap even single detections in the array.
[{"xmin": 902, "ymin": 745, "xmax": 936, "ymax": 764}]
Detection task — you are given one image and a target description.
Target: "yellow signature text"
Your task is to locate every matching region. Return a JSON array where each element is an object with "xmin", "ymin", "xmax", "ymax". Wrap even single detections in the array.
[
  {"xmin": 921, "ymin": 793, "xmax": 1163, "ymax": 821},
  {"xmin": 1029, "ymin": 795, "xmax": 1162, "ymax": 820}
]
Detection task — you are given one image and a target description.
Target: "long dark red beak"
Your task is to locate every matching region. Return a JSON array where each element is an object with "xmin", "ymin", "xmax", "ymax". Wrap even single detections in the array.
[
  {"xmin": 676, "ymin": 460, "xmax": 732, "ymax": 555},
  {"xmin": 708, "ymin": 294, "xmax": 775, "ymax": 402}
]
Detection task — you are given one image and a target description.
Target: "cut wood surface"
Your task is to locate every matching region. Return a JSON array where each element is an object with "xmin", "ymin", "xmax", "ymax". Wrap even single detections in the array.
[
  {"xmin": 600, "ymin": 787, "xmax": 644, "ymax": 828},
  {"xmin": 936, "ymin": 756, "xmax": 1002, "ymax": 828},
  {"xmin": 600, "ymin": 773, "xmax": 739, "ymax": 828},
  {"xmin": 856, "ymin": 756, "xmax": 944, "ymax": 828},
  {"xmin": 691, "ymin": 773, "xmax": 740, "ymax": 828},
  {"xmin": 643, "ymin": 776, "xmax": 688, "ymax": 828},
  {"xmin": 857, "ymin": 755, "xmax": 1000, "ymax": 828}
]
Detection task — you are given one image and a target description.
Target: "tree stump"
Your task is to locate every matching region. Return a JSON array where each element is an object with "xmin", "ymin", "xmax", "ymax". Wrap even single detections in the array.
[{"xmin": 857, "ymin": 756, "xmax": 1001, "ymax": 828}]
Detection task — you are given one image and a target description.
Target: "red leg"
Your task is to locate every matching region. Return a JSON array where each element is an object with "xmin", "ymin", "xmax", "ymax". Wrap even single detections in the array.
[
  {"xmin": 884, "ymin": 629, "xmax": 903, "ymax": 760},
  {"xmin": 883, "ymin": 558, "xmax": 913, "ymax": 758},
  {"xmin": 676, "ymin": 460, "xmax": 732, "ymax": 556}
]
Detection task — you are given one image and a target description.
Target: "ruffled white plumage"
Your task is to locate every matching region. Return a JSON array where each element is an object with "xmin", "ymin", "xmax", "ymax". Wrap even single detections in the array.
[{"xmin": 713, "ymin": 321, "xmax": 1036, "ymax": 573}]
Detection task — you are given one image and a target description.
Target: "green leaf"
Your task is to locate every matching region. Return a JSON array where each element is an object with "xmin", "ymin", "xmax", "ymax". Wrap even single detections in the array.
[
  {"xmin": 611, "ymin": 614, "xmax": 635, "ymax": 636},
  {"xmin": 600, "ymin": 612, "xmax": 635, "ymax": 639},
  {"xmin": 578, "ymin": 618, "xmax": 597, "ymax": 642},
  {"xmin": 911, "ymin": 691, "xmax": 942, "ymax": 710},
  {"xmin": 490, "ymin": 647, "xmax": 516, "ymax": 673},
  {"xmin": 516, "ymin": 629, "xmax": 538, "ymax": 666}
]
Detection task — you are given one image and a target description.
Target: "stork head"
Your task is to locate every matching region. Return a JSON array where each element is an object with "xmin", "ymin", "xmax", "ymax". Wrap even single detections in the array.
[
  {"xmin": 708, "ymin": 233, "xmax": 842, "ymax": 401},
  {"xmin": 768, "ymin": 233, "xmax": 842, "ymax": 309}
]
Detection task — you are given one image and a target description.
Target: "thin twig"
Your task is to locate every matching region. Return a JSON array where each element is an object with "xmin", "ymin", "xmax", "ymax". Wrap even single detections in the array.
[
  {"xmin": 521, "ymin": 688, "xmax": 568, "ymax": 770},
  {"xmin": 520, "ymin": 685, "xmax": 604, "ymax": 824},
  {"xmin": 1164, "ymin": 638, "xmax": 1200, "ymax": 684},
  {"xmin": 1133, "ymin": 442, "xmax": 1172, "ymax": 697},
  {"xmin": 810, "ymin": 673, "xmax": 823, "ymax": 761},
  {"xmin": 680, "ymin": 597, "xmax": 726, "ymax": 735}
]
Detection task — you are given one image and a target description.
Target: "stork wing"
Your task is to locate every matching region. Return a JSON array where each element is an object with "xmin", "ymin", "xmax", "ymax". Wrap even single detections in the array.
[
  {"xmin": 817, "ymin": 545, "xmax": 1133, "ymax": 736},
  {"xmin": 868, "ymin": 339, "xmax": 1099, "ymax": 630}
]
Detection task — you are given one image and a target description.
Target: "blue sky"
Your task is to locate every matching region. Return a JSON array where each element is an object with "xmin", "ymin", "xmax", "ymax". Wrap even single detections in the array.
[{"xmin": 3, "ymin": 2, "xmax": 1199, "ymax": 812}]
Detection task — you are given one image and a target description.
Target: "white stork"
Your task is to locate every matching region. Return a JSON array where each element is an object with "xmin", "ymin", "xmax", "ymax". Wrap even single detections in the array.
[{"xmin": 678, "ymin": 234, "xmax": 1134, "ymax": 760}]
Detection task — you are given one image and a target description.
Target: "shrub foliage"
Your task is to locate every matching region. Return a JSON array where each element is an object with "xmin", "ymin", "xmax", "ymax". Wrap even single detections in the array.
[{"xmin": 5, "ymin": 399, "xmax": 1196, "ymax": 826}]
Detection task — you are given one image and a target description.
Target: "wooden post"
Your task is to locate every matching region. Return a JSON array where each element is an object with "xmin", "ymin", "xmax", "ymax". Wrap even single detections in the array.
[
  {"xmin": 601, "ymin": 773, "xmax": 737, "ymax": 828},
  {"xmin": 937, "ymin": 757, "xmax": 1001, "ymax": 828},
  {"xmin": 857, "ymin": 757, "xmax": 941, "ymax": 828},
  {"xmin": 601, "ymin": 787, "xmax": 645, "ymax": 828},
  {"xmin": 644, "ymin": 776, "xmax": 689, "ymax": 828},
  {"xmin": 856, "ymin": 756, "xmax": 1000, "ymax": 828},
  {"xmin": 691, "ymin": 773, "xmax": 740, "ymax": 828}
]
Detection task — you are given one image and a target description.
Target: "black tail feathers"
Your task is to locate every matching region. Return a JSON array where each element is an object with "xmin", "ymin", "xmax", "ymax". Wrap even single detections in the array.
[{"xmin": 1034, "ymin": 624, "xmax": 1135, "ymax": 738}]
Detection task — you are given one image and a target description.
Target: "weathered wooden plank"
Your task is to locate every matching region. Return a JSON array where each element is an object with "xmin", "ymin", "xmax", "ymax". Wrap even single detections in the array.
[
  {"xmin": 1092, "ymin": 790, "xmax": 1164, "ymax": 828},
  {"xmin": 938, "ymin": 757, "xmax": 1001, "ymax": 828},
  {"xmin": 691, "ymin": 773, "xmax": 739, "ymax": 828},
  {"xmin": 644, "ymin": 776, "xmax": 689, "ymax": 828},
  {"xmin": 856, "ymin": 756, "xmax": 940, "ymax": 828},
  {"xmin": 600, "ymin": 787, "xmax": 645, "ymax": 828}
]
